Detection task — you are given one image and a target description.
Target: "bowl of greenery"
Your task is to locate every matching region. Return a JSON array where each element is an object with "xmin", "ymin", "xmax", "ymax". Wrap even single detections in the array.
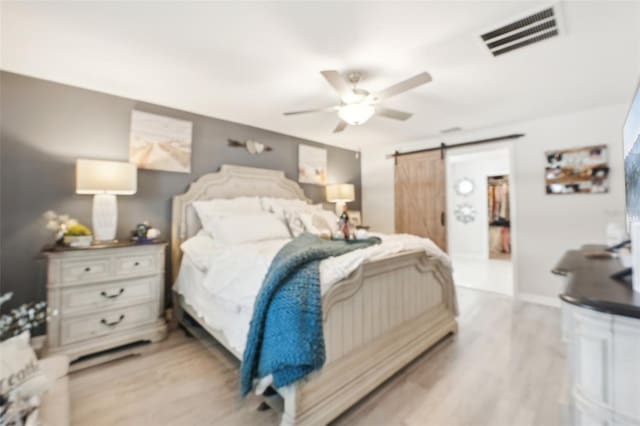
[{"xmin": 63, "ymin": 223, "xmax": 93, "ymax": 247}]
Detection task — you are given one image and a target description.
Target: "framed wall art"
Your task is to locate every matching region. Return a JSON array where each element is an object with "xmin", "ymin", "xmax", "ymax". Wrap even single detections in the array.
[
  {"xmin": 349, "ymin": 210, "xmax": 362, "ymax": 227},
  {"xmin": 545, "ymin": 144, "xmax": 609, "ymax": 194},
  {"xmin": 298, "ymin": 144, "xmax": 327, "ymax": 185},
  {"xmin": 129, "ymin": 110, "xmax": 193, "ymax": 173}
]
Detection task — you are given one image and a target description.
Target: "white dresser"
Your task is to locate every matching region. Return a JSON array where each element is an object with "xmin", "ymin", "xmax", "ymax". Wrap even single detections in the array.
[
  {"xmin": 556, "ymin": 247, "xmax": 640, "ymax": 426},
  {"xmin": 43, "ymin": 242, "xmax": 168, "ymax": 363}
]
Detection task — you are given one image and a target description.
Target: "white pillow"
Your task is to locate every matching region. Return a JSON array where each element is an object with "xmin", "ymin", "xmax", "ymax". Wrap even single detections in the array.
[
  {"xmin": 317, "ymin": 210, "xmax": 340, "ymax": 233},
  {"xmin": 193, "ymin": 197, "xmax": 263, "ymax": 228},
  {"xmin": 180, "ymin": 230, "xmax": 219, "ymax": 271},
  {"xmin": 261, "ymin": 197, "xmax": 321, "ymax": 217},
  {"xmin": 205, "ymin": 213, "xmax": 291, "ymax": 244},
  {"xmin": 0, "ymin": 331, "xmax": 49, "ymax": 398},
  {"xmin": 284, "ymin": 210, "xmax": 307, "ymax": 237},
  {"xmin": 299, "ymin": 210, "xmax": 340, "ymax": 235}
]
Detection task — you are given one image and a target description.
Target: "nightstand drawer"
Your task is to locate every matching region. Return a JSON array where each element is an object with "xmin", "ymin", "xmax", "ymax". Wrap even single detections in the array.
[
  {"xmin": 114, "ymin": 253, "xmax": 157, "ymax": 277},
  {"xmin": 61, "ymin": 257, "xmax": 111, "ymax": 284},
  {"xmin": 60, "ymin": 277, "xmax": 158, "ymax": 315},
  {"xmin": 60, "ymin": 303, "xmax": 157, "ymax": 345}
]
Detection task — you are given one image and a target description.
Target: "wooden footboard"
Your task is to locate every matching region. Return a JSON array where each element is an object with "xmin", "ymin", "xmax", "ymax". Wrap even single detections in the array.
[
  {"xmin": 170, "ymin": 166, "xmax": 457, "ymax": 425},
  {"xmin": 280, "ymin": 250, "xmax": 458, "ymax": 425}
]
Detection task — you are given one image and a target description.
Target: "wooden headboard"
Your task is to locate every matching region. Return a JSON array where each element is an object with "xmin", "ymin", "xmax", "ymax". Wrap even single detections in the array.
[{"xmin": 171, "ymin": 164, "xmax": 309, "ymax": 282}]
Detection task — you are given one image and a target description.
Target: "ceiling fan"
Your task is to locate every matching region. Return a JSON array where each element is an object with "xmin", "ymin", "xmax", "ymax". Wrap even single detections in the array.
[{"xmin": 283, "ymin": 70, "xmax": 432, "ymax": 133}]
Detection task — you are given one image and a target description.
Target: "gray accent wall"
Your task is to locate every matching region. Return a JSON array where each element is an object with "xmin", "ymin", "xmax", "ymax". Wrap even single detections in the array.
[{"xmin": 0, "ymin": 71, "xmax": 361, "ymax": 316}]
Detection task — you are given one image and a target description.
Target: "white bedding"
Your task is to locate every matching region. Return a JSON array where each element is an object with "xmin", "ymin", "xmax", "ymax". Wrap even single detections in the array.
[
  {"xmin": 175, "ymin": 233, "xmax": 449, "ymax": 355},
  {"xmin": 175, "ymin": 255, "xmax": 254, "ymax": 353}
]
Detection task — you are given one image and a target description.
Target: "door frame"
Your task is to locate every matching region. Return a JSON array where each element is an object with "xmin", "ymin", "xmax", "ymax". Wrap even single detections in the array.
[{"xmin": 444, "ymin": 140, "xmax": 519, "ymax": 298}]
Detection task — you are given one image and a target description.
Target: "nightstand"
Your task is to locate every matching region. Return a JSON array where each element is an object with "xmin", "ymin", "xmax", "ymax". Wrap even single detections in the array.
[{"xmin": 42, "ymin": 241, "xmax": 168, "ymax": 364}]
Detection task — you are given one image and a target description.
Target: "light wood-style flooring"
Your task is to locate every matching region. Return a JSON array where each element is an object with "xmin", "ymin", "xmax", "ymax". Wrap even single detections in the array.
[{"xmin": 70, "ymin": 288, "xmax": 567, "ymax": 426}]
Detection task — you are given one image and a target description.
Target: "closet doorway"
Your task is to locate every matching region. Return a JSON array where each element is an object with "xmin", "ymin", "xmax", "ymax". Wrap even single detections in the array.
[
  {"xmin": 446, "ymin": 145, "xmax": 514, "ymax": 296},
  {"xmin": 487, "ymin": 175, "xmax": 511, "ymax": 259}
]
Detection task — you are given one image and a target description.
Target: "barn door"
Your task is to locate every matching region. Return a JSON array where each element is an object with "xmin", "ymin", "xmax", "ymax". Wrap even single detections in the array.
[{"xmin": 395, "ymin": 150, "xmax": 447, "ymax": 251}]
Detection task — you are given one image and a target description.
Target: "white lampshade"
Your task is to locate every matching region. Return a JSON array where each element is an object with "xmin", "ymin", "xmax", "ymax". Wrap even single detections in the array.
[
  {"xmin": 338, "ymin": 103, "xmax": 375, "ymax": 125},
  {"xmin": 76, "ymin": 159, "xmax": 137, "ymax": 195},
  {"xmin": 326, "ymin": 184, "xmax": 355, "ymax": 202}
]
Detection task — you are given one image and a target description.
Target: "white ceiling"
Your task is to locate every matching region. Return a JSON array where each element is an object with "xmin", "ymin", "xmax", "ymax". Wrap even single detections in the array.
[{"xmin": 2, "ymin": 1, "xmax": 639, "ymax": 150}]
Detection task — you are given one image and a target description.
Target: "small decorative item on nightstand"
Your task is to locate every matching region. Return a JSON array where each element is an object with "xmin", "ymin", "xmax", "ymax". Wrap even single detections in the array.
[
  {"xmin": 131, "ymin": 221, "xmax": 161, "ymax": 243},
  {"xmin": 42, "ymin": 241, "xmax": 168, "ymax": 365},
  {"xmin": 338, "ymin": 204, "xmax": 351, "ymax": 239}
]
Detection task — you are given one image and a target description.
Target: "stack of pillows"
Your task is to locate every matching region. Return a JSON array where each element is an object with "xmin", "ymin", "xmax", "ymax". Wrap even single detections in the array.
[{"xmin": 181, "ymin": 197, "xmax": 341, "ymax": 271}]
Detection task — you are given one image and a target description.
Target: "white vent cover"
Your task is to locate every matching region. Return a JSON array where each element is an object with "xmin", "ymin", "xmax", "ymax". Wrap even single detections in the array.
[{"xmin": 481, "ymin": 4, "xmax": 563, "ymax": 56}]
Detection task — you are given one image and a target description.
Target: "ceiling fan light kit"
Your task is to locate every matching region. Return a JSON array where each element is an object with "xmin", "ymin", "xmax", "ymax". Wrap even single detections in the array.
[
  {"xmin": 283, "ymin": 70, "xmax": 432, "ymax": 133},
  {"xmin": 338, "ymin": 103, "xmax": 376, "ymax": 125}
]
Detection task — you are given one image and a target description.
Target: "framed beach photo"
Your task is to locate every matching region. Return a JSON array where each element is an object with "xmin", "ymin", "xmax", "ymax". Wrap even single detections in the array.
[
  {"xmin": 298, "ymin": 144, "xmax": 327, "ymax": 185},
  {"xmin": 129, "ymin": 110, "xmax": 193, "ymax": 173}
]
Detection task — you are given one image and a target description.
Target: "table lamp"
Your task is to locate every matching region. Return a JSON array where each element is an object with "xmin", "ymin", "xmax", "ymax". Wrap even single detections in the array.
[
  {"xmin": 326, "ymin": 183, "xmax": 355, "ymax": 215},
  {"xmin": 76, "ymin": 159, "xmax": 137, "ymax": 242}
]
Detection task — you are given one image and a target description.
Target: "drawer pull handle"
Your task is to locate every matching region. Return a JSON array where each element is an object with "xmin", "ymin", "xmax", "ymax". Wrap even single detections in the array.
[
  {"xmin": 100, "ymin": 289, "xmax": 125, "ymax": 299},
  {"xmin": 100, "ymin": 315, "xmax": 125, "ymax": 327},
  {"xmin": 84, "ymin": 267, "xmax": 91, "ymax": 272},
  {"xmin": 134, "ymin": 261, "xmax": 140, "ymax": 267}
]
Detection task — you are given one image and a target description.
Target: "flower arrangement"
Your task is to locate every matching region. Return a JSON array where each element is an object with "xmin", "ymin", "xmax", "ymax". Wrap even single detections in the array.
[
  {"xmin": 0, "ymin": 293, "xmax": 51, "ymax": 342},
  {"xmin": 44, "ymin": 211, "xmax": 92, "ymax": 247}
]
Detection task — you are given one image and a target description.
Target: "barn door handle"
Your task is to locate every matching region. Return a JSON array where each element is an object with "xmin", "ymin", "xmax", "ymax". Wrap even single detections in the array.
[{"xmin": 441, "ymin": 212, "xmax": 446, "ymax": 227}]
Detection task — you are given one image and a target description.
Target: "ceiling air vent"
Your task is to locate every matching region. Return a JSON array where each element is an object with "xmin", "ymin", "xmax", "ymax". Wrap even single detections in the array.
[{"xmin": 481, "ymin": 5, "xmax": 561, "ymax": 57}]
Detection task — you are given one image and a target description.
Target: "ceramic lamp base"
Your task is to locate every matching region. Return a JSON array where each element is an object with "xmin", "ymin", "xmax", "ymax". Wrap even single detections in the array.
[{"xmin": 92, "ymin": 193, "xmax": 117, "ymax": 242}]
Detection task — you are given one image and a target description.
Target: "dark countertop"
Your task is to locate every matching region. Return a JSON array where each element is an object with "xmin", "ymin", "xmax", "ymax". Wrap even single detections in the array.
[
  {"xmin": 42, "ymin": 239, "xmax": 166, "ymax": 253},
  {"xmin": 555, "ymin": 245, "xmax": 640, "ymax": 319}
]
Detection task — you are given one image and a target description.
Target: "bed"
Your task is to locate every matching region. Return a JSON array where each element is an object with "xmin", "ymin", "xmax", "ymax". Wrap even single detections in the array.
[{"xmin": 171, "ymin": 164, "xmax": 457, "ymax": 426}]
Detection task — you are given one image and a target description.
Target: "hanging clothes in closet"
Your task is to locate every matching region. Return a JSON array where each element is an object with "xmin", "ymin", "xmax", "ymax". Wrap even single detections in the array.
[{"xmin": 488, "ymin": 175, "xmax": 511, "ymax": 258}]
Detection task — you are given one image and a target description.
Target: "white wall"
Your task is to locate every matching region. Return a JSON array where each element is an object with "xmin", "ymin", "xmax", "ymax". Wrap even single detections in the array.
[
  {"xmin": 360, "ymin": 145, "xmax": 395, "ymax": 233},
  {"xmin": 362, "ymin": 103, "xmax": 628, "ymax": 303},
  {"xmin": 447, "ymin": 147, "xmax": 510, "ymax": 259}
]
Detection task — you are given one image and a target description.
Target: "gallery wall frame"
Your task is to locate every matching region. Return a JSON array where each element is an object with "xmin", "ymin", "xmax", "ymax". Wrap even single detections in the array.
[{"xmin": 545, "ymin": 144, "xmax": 609, "ymax": 195}]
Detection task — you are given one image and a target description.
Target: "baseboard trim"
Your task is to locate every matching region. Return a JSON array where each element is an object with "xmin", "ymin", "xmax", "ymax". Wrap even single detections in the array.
[{"xmin": 517, "ymin": 293, "xmax": 561, "ymax": 308}]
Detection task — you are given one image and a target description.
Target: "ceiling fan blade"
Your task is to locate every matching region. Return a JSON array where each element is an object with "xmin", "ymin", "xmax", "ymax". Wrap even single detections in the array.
[
  {"xmin": 283, "ymin": 106, "xmax": 338, "ymax": 116},
  {"xmin": 333, "ymin": 120, "xmax": 348, "ymax": 133},
  {"xmin": 373, "ymin": 72, "xmax": 432, "ymax": 101},
  {"xmin": 376, "ymin": 107, "xmax": 413, "ymax": 121},
  {"xmin": 321, "ymin": 70, "xmax": 353, "ymax": 101}
]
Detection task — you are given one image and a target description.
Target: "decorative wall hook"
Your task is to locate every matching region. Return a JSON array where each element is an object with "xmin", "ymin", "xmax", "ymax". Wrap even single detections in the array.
[
  {"xmin": 455, "ymin": 203, "xmax": 476, "ymax": 224},
  {"xmin": 227, "ymin": 139, "xmax": 273, "ymax": 155}
]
